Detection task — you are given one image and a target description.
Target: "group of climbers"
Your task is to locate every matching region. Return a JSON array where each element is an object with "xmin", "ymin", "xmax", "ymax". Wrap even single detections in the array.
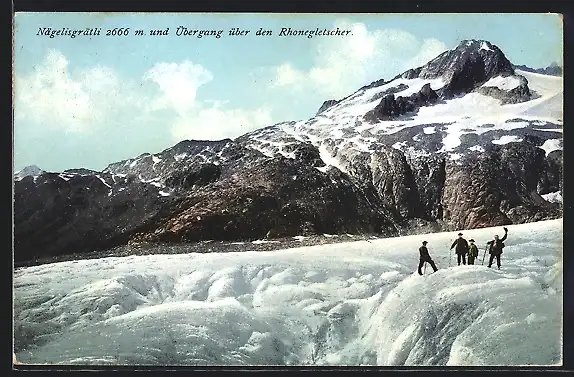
[{"xmin": 417, "ymin": 227, "xmax": 509, "ymax": 275}]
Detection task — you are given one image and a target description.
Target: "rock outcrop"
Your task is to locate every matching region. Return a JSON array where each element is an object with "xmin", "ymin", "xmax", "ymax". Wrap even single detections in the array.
[
  {"xmin": 364, "ymin": 83, "xmax": 440, "ymax": 122},
  {"xmin": 476, "ymin": 74, "xmax": 531, "ymax": 104},
  {"xmin": 316, "ymin": 100, "xmax": 340, "ymax": 115},
  {"xmin": 440, "ymin": 142, "xmax": 561, "ymax": 230}
]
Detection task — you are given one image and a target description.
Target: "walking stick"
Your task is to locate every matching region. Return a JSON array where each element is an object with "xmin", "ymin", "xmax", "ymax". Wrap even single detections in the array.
[
  {"xmin": 449, "ymin": 247, "xmax": 452, "ymax": 267},
  {"xmin": 481, "ymin": 244, "xmax": 488, "ymax": 265},
  {"xmin": 424, "ymin": 262, "xmax": 427, "ymax": 275}
]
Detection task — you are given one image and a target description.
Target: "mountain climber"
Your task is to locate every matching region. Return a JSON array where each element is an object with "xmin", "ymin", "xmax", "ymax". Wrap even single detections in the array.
[
  {"xmin": 450, "ymin": 232, "xmax": 469, "ymax": 265},
  {"xmin": 418, "ymin": 241, "xmax": 438, "ymax": 275},
  {"xmin": 468, "ymin": 239, "xmax": 479, "ymax": 265},
  {"xmin": 487, "ymin": 227, "xmax": 508, "ymax": 269}
]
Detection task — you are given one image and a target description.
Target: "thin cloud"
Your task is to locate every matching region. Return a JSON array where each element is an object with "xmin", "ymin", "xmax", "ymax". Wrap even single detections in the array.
[
  {"xmin": 270, "ymin": 21, "xmax": 448, "ymax": 99},
  {"xmin": 143, "ymin": 61, "xmax": 274, "ymax": 142},
  {"xmin": 15, "ymin": 49, "xmax": 144, "ymax": 133},
  {"xmin": 143, "ymin": 61, "xmax": 213, "ymax": 114},
  {"xmin": 15, "ymin": 51, "xmax": 275, "ymax": 144},
  {"xmin": 15, "ymin": 50, "xmax": 102, "ymax": 132}
]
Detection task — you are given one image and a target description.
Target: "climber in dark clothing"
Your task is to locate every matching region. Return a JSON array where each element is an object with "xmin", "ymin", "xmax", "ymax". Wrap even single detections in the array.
[
  {"xmin": 487, "ymin": 227, "xmax": 508, "ymax": 269},
  {"xmin": 418, "ymin": 241, "xmax": 438, "ymax": 275},
  {"xmin": 468, "ymin": 239, "xmax": 479, "ymax": 265},
  {"xmin": 450, "ymin": 233, "xmax": 469, "ymax": 266}
]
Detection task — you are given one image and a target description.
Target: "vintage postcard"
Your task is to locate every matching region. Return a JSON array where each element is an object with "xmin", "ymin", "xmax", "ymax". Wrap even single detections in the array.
[{"xmin": 13, "ymin": 12, "xmax": 563, "ymax": 367}]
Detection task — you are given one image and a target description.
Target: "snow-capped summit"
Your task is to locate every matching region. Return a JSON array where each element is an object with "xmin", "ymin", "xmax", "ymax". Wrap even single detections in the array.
[
  {"xmin": 417, "ymin": 39, "xmax": 514, "ymax": 85},
  {"xmin": 14, "ymin": 165, "xmax": 44, "ymax": 181},
  {"xmin": 240, "ymin": 40, "xmax": 560, "ymax": 168}
]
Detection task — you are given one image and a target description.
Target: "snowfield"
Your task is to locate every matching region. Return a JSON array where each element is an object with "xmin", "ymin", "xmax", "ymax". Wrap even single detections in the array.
[
  {"xmin": 481, "ymin": 75, "xmax": 523, "ymax": 91},
  {"xmin": 13, "ymin": 220, "xmax": 562, "ymax": 366},
  {"xmin": 241, "ymin": 68, "xmax": 563, "ymax": 169}
]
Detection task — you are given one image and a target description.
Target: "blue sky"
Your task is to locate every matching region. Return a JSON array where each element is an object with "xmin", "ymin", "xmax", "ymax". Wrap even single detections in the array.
[{"xmin": 13, "ymin": 13, "xmax": 563, "ymax": 172}]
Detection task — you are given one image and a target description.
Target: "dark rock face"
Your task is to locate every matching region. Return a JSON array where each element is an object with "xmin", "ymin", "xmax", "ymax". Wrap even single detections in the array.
[
  {"xmin": 103, "ymin": 139, "xmax": 234, "ymax": 183},
  {"xmin": 438, "ymin": 54, "xmax": 489, "ymax": 98},
  {"xmin": 419, "ymin": 40, "xmax": 514, "ymax": 82},
  {"xmin": 408, "ymin": 155, "xmax": 447, "ymax": 221},
  {"xmin": 287, "ymin": 143, "xmax": 326, "ymax": 167},
  {"xmin": 328, "ymin": 147, "xmax": 440, "ymax": 223},
  {"xmin": 441, "ymin": 143, "xmax": 561, "ymax": 230},
  {"xmin": 165, "ymin": 164, "xmax": 222, "ymax": 189},
  {"xmin": 13, "ymin": 172, "xmax": 175, "ymax": 262},
  {"xmin": 13, "ymin": 139, "xmax": 402, "ymax": 264},
  {"xmin": 316, "ymin": 100, "xmax": 340, "ymax": 115},
  {"xmin": 538, "ymin": 150, "xmax": 562, "ymax": 194},
  {"xmin": 370, "ymin": 149, "xmax": 421, "ymax": 219},
  {"xmin": 63, "ymin": 168, "xmax": 99, "ymax": 175},
  {"xmin": 475, "ymin": 75, "xmax": 531, "ymax": 104},
  {"xmin": 397, "ymin": 68, "xmax": 421, "ymax": 80},
  {"xmin": 132, "ymin": 157, "xmax": 399, "ymax": 244},
  {"xmin": 364, "ymin": 83, "xmax": 440, "ymax": 122},
  {"xmin": 414, "ymin": 39, "xmax": 519, "ymax": 100},
  {"xmin": 359, "ymin": 78, "xmax": 387, "ymax": 91}
]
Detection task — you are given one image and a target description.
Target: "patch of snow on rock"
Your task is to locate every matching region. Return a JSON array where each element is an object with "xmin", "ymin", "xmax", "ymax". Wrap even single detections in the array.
[
  {"xmin": 95, "ymin": 175, "xmax": 112, "ymax": 188},
  {"xmin": 541, "ymin": 191, "xmax": 562, "ymax": 203},
  {"xmin": 468, "ymin": 145, "xmax": 485, "ymax": 153},
  {"xmin": 481, "ymin": 75, "xmax": 522, "ymax": 91},
  {"xmin": 479, "ymin": 41, "xmax": 493, "ymax": 52},
  {"xmin": 174, "ymin": 153, "xmax": 188, "ymax": 162},
  {"xmin": 539, "ymin": 139, "xmax": 562, "ymax": 156},
  {"xmin": 491, "ymin": 135, "xmax": 523, "ymax": 145}
]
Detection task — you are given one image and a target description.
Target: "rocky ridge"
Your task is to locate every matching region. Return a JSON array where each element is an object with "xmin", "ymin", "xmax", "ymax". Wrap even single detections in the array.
[{"xmin": 14, "ymin": 39, "xmax": 563, "ymax": 264}]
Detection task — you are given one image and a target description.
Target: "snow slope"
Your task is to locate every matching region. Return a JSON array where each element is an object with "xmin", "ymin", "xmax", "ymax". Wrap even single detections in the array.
[
  {"xmin": 514, "ymin": 70, "xmax": 563, "ymax": 121},
  {"xmin": 14, "ymin": 219, "xmax": 562, "ymax": 366},
  {"xmin": 14, "ymin": 165, "xmax": 45, "ymax": 181},
  {"xmin": 481, "ymin": 75, "xmax": 522, "ymax": 91},
  {"xmin": 238, "ymin": 67, "xmax": 563, "ymax": 170}
]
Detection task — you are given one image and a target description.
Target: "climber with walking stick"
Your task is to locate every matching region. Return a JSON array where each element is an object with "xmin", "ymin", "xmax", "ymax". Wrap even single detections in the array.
[
  {"xmin": 418, "ymin": 241, "xmax": 438, "ymax": 275},
  {"xmin": 450, "ymin": 232, "xmax": 469, "ymax": 266}
]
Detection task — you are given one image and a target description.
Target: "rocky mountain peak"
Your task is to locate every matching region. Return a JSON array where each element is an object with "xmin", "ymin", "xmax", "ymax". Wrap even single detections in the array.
[
  {"xmin": 316, "ymin": 99, "xmax": 340, "ymax": 115},
  {"xmin": 14, "ymin": 165, "xmax": 45, "ymax": 180},
  {"xmin": 417, "ymin": 40, "xmax": 514, "ymax": 97}
]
